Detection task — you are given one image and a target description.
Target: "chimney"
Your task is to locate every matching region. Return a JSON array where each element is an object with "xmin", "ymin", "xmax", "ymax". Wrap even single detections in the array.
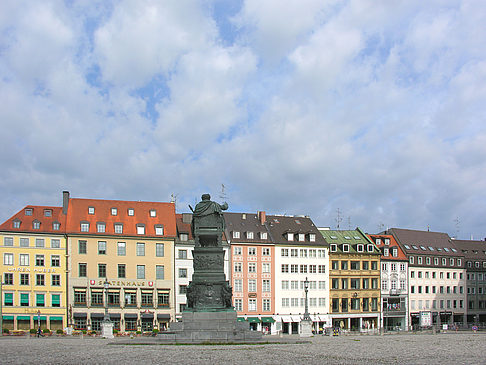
[
  {"xmin": 182, "ymin": 213, "xmax": 192, "ymax": 224},
  {"xmin": 258, "ymin": 211, "xmax": 266, "ymax": 225},
  {"xmin": 62, "ymin": 191, "xmax": 70, "ymax": 215}
]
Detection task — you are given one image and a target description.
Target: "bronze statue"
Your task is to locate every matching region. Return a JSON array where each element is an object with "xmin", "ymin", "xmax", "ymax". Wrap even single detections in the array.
[{"xmin": 190, "ymin": 194, "xmax": 228, "ymax": 247}]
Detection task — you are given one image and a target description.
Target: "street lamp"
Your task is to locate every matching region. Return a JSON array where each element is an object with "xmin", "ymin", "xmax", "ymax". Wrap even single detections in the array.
[
  {"xmin": 101, "ymin": 279, "xmax": 114, "ymax": 338},
  {"xmin": 104, "ymin": 279, "xmax": 110, "ymax": 322},
  {"xmin": 303, "ymin": 277, "xmax": 311, "ymax": 321}
]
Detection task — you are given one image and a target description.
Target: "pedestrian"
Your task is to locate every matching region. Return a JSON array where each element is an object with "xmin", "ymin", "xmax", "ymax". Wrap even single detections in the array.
[{"xmin": 37, "ymin": 327, "xmax": 43, "ymax": 338}]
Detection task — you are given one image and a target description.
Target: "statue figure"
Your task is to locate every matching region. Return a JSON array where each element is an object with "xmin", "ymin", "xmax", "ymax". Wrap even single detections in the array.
[{"xmin": 190, "ymin": 194, "xmax": 228, "ymax": 247}]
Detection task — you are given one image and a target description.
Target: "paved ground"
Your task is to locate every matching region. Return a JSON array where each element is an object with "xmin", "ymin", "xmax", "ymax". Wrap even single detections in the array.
[{"xmin": 0, "ymin": 332, "xmax": 485, "ymax": 364}]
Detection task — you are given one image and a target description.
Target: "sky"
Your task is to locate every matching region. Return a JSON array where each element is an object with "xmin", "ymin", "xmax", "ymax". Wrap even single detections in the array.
[{"xmin": 1, "ymin": 0, "xmax": 485, "ymax": 240}]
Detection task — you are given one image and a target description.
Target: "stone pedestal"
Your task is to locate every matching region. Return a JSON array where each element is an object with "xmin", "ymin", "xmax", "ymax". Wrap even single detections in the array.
[
  {"xmin": 158, "ymin": 311, "xmax": 262, "ymax": 343},
  {"xmin": 299, "ymin": 319, "xmax": 313, "ymax": 337},
  {"xmin": 101, "ymin": 321, "xmax": 114, "ymax": 339}
]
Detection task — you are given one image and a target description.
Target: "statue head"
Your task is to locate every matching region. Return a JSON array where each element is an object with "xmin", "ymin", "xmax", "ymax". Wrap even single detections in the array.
[{"xmin": 201, "ymin": 194, "xmax": 211, "ymax": 201}]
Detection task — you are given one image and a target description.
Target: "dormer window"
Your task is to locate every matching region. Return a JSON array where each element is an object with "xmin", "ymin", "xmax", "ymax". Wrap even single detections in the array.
[
  {"xmin": 260, "ymin": 232, "xmax": 268, "ymax": 240},
  {"xmin": 150, "ymin": 210, "xmax": 156, "ymax": 217},
  {"xmin": 137, "ymin": 224, "xmax": 145, "ymax": 235},
  {"xmin": 342, "ymin": 244, "xmax": 350, "ymax": 252},
  {"xmin": 298, "ymin": 234, "xmax": 305, "ymax": 242},
  {"xmin": 309, "ymin": 233, "xmax": 316, "ymax": 242},
  {"xmin": 233, "ymin": 231, "xmax": 240, "ymax": 239},
  {"xmin": 242, "ymin": 213, "xmax": 246, "ymax": 220},
  {"xmin": 80, "ymin": 222, "xmax": 90, "ymax": 232},
  {"xmin": 450, "ymin": 258, "xmax": 455, "ymax": 266},
  {"xmin": 111, "ymin": 208, "xmax": 117, "ymax": 216},
  {"xmin": 357, "ymin": 244, "xmax": 364, "ymax": 252},
  {"xmin": 287, "ymin": 233, "xmax": 294, "ymax": 241},
  {"xmin": 155, "ymin": 225, "xmax": 164, "ymax": 235},
  {"xmin": 367, "ymin": 244, "xmax": 374, "ymax": 252},
  {"xmin": 25, "ymin": 208, "xmax": 33, "ymax": 216},
  {"xmin": 384, "ymin": 239, "xmax": 390, "ymax": 245},
  {"xmin": 88, "ymin": 207, "xmax": 95, "ymax": 214},
  {"xmin": 180, "ymin": 233, "xmax": 188, "ymax": 241},
  {"xmin": 376, "ymin": 238, "xmax": 381, "ymax": 245},
  {"xmin": 52, "ymin": 221, "xmax": 60, "ymax": 231},
  {"xmin": 426, "ymin": 257, "xmax": 431, "ymax": 265},
  {"xmin": 383, "ymin": 248, "xmax": 389, "ymax": 256},
  {"xmin": 128, "ymin": 208, "xmax": 134, "ymax": 216},
  {"xmin": 32, "ymin": 220, "xmax": 40, "ymax": 230},
  {"xmin": 97, "ymin": 222, "xmax": 106, "ymax": 233},
  {"xmin": 13, "ymin": 219, "xmax": 21, "ymax": 229},
  {"xmin": 114, "ymin": 223, "xmax": 123, "ymax": 234},
  {"xmin": 330, "ymin": 244, "xmax": 337, "ymax": 252},
  {"xmin": 247, "ymin": 232, "xmax": 254, "ymax": 239},
  {"xmin": 44, "ymin": 209, "xmax": 52, "ymax": 217}
]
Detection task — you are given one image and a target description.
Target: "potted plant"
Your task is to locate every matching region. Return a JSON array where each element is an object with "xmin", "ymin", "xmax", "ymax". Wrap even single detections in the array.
[
  {"xmin": 43, "ymin": 329, "xmax": 51, "ymax": 336},
  {"xmin": 3, "ymin": 328, "xmax": 9, "ymax": 335},
  {"xmin": 56, "ymin": 329, "xmax": 64, "ymax": 336}
]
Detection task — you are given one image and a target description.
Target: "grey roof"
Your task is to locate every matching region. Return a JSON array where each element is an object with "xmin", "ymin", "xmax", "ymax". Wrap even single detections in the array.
[
  {"xmin": 387, "ymin": 228, "xmax": 462, "ymax": 257},
  {"xmin": 452, "ymin": 239, "xmax": 486, "ymax": 260}
]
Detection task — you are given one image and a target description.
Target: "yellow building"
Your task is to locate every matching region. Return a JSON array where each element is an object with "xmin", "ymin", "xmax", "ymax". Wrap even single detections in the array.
[
  {"xmin": 319, "ymin": 228, "xmax": 381, "ymax": 331},
  {"xmin": 64, "ymin": 193, "xmax": 176, "ymax": 332},
  {"xmin": 0, "ymin": 206, "xmax": 67, "ymax": 331}
]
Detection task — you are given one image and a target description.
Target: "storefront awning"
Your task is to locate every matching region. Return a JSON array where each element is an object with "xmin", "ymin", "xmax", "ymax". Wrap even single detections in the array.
[
  {"xmin": 141, "ymin": 313, "xmax": 154, "ymax": 319},
  {"xmin": 2, "ymin": 315, "xmax": 14, "ymax": 320},
  {"xmin": 50, "ymin": 316, "xmax": 63, "ymax": 321},
  {"xmin": 73, "ymin": 313, "xmax": 87, "ymax": 318},
  {"xmin": 109, "ymin": 313, "xmax": 121, "ymax": 319},
  {"xmin": 157, "ymin": 314, "xmax": 170, "ymax": 320},
  {"xmin": 90, "ymin": 313, "xmax": 104, "ymax": 318},
  {"xmin": 279, "ymin": 316, "xmax": 292, "ymax": 322},
  {"xmin": 247, "ymin": 317, "xmax": 261, "ymax": 323},
  {"xmin": 17, "ymin": 316, "xmax": 30, "ymax": 320},
  {"xmin": 237, "ymin": 317, "xmax": 246, "ymax": 322},
  {"xmin": 260, "ymin": 317, "xmax": 275, "ymax": 323},
  {"xmin": 124, "ymin": 313, "xmax": 138, "ymax": 319},
  {"xmin": 36, "ymin": 316, "xmax": 47, "ymax": 320}
]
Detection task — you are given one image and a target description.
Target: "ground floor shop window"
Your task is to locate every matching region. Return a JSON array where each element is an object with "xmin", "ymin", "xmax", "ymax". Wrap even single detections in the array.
[
  {"xmin": 50, "ymin": 319, "xmax": 63, "ymax": 330},
  {"xmin": 17, "ymin": 319, "xmax": 30, "ymax": 330},
  {"xmin": 125, "ymin": 318, "xmax": 137, "ymax": 331},
  {"xmin": 141, "ymin": 319, "xmax": 153, "ymax": 331},
  {"xmin": 74, "ymin": 318, "xmax": 87, "ymax": 330},
  {"xmin": 111, "ymin": 319, "xmax": 120, "ymax": 331},
  {"xmin": 91, "ymin": 318, "xmax": 102, "ymax": 331}
]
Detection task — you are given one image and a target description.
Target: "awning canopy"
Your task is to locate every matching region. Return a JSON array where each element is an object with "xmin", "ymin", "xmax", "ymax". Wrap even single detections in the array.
[
  {"xmin": 157, "ymin": 314, "xmax": 170, "ymax": 320},
  {"xmin": 90, "ymin": 313, "xmax": 104, "ymax": 318},
  {"xmin": 124, "ymin": 313, "xmax": 138, "ymax": 319},
  {"xmin": 109, "ymin": 313, "xmax": 121, "ymax": 319},
  {"xmin": 17, "ymin": 316, "xmax": 30, "ymax": 320},
  {"xmin": 73, "ymin": 313, "xmax": 87, "ymax": 318},
  {"xmin": 260, "ymin": 317, "xmax": 275, "ymax": 323},
  {"xmin": 247, "ymin": 317, "xmax": 260, "ymax": 323},
  {"xmin": 141, "ymin": 313, "xmax": 154, "ymax": 319},
  {"xmin": 2, "ymin": 316, "xmax": 14, "ymax": 320},
  {"xmin": 50, "ymin": 316, "xmax": 63, "ymax": 321},
  {"xmin": 237, "ymin": 317, "xmax": 246, "ymax": 322}
]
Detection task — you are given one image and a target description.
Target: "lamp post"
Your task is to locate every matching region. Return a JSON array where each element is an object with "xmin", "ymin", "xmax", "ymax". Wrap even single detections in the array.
[
  {"xmin": 299, "ymin": 277, "xmax": 313, "ymax": 337},
  {"xmin": 303, "ymin": 277, "xmax": 311, "ymax": 321},
  {"xmin": 101, "ymin": 279, "xmax": 114, "ymax": 338}
]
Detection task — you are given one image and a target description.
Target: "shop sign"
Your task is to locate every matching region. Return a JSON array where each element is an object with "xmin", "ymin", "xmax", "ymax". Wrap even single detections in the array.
[{"xmin": 90, "ymin": 279, "xmax": 147, "ymax": 287}]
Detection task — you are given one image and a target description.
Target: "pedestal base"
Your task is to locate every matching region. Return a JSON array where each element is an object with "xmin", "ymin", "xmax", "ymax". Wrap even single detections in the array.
[
  {"xmin": 299, "ymin": 319, "xmax": 313, "ymax": 338},
  {"xmin": 158, "ymin": 311, "xmax": 262, "ymax": 343},
  {"xmin": 101, "ymin": 321, "xmax": 114, "ymax": 339}
]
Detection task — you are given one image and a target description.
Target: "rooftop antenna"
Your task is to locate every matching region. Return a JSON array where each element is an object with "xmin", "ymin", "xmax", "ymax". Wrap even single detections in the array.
[
  {"xmin": 453, "ymin": 217, "xmax": 460, "ymax": 239},
  {"xmin": 336, "ymin": 208, "xmax": 342, "ymax": 230},
  {"xmin": 170, "ymin": 193, "xmax": 178, "ymax": 212}
]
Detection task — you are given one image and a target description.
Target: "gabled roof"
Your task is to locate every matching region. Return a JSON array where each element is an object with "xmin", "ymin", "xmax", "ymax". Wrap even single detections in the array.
[
  {"xmin": 66, "ymin": 198, "xmax": 176, "ymax": 238},
  {"xmin": 452, "ymin": 239, "xmax": 486, "ymax": 260},
  {"xmin": 224, "ymin": 212, "xmax": 271, "ymax": 244},
  {"xmin": 0, "ymin": 205, "xmax": 65, "ymax": 234},
  {"xmin": 387, "ymin": 228, "xmax": 460, "ymax": 257},
  {"xmin": 319, "ymin": 228, "xmax": 379, "ymax": 254},
  {"xmin": 265, "ymin": 215, "xmax": 327, "ymax": 246},
  {"xmin": 368, "ymin": 234, "xmax": 407, "ymax": 261},
  {"xmin": 176, "ymin": 213, "xmax": 194, "ymax": 241}
]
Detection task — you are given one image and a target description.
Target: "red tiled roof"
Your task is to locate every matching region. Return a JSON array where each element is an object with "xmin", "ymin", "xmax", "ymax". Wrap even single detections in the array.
[
  {"xmin": 66, "ymin": 198, "xmax": 176, "ymax": 237},
  {"xmin": 0, "ymin": 205, "xmax": 65, "ymax": 234},
  {"xmin": 176, "ymin": 214, "xmax": 194, "ymax": 240},
  {"xmin": 368, "ymin": 234, "xmax": 407, "ymax": 261}
]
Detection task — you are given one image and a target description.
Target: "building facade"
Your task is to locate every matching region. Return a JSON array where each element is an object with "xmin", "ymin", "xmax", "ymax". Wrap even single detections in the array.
[
  {"xmin": 320, "ymin": 228, "xmax": 381, "ymax": 331},
  {"xmin": 388, "ymin": 228, "xmax": 467, "ymax": 328},
  {"xmin": 0, "ymin": 206, "xmax": 67, "ymax": 331},
  {"xmin": 368, "ymin": 234, "xmax": 409, "ymax": 331},
  {"xmin": 65, "ymin": 193, "xmax": 176, "ymax": 332},
  {"xmin": 453, "ymin": 239, "xmax": 486, "ymax": 324}
]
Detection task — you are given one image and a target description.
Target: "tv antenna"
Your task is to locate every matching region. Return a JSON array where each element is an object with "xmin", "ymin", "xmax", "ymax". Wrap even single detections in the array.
[
  {"xmin": 453, "ymin": 217, "xmax": 460, "ymax": 239},
  {"xmin": 336, "ymin": 208, "xmax": 343, "ymax": 229}
]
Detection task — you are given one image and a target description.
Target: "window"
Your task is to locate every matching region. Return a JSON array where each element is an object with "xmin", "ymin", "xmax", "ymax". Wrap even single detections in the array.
[
  {"xmin": 20, "ymin": 293, "xmax": 29, "ymax": 306},
  {"xmin": 35, "ymin": 255, "xmax": 44, "ymax": 266},
  {"xmin": 36, "ymin": 274, "xmax": 45, "ymax": 286},
  {"xmin": 80, "ymin": 222, "xmax": 89, "ymax": 232},
  {"xmin": 384, "ymin": 248, "xmax": 389, "ymax": 256},
  {"xmin": 20, "ymin": 274, "xmax": 29, "ymax": 285},
  {"xmin": 19, "ymin": 254, "xmax": 29, "ymax": 266},
  {"xmin": 91, "ymin": 291, "xmax": 103, "ymax": 306},
  {"xmin": 357, "ymin": 244, "xmax": 364, "ymax": 252},
  {"xmin": 178, "ymin": 250, "xmax": 188, "ymax": 259},
  {"xmin": 78, "ymin": 263, "xmax": 87, "ymax": 277},
  {"xmin": 118, "ymin": 264, "xmax": 126, "ymax": 278},
  {"xmin": 179, "ymin": 268, "xmax": 187, "ymax": 278},
  {"xmin": 309, "ymin": 265, "xmax": 317, "ymax": 273},
  {"xmin": 362, "ymin": 261, "xmax": 369, "ymax": 270},
  {"xmin": 262, "ymin": 279, "xmax": 270, "ymax": 292},
  {"xmin": 111, "ymin": 207, "xmax": 118, "ymax": 216},
  {"xmin": 331, "ymin": 279, "xmax": 339, "ymax": 289},
  {"xmin": 319, "ymin": 281, "xmax": 326, "ymax": 290},
  {"xmin": 318, "ymin": 249, "xmax": 326, "ymax": 258},
  {"xmin": 33, "ymin": 220, "xmax": 40, "ymax": 229},
  {"xmin": 248, "ymin": 247, "xmax": 256, "ymax": 255},
  {"xmin": 3, "ymin": 237, "xmax": 13, "ymax": 246},
  {"xmin": 410, "ymin": 256, "xmax": 414, "ymax": 264},
  {"xmin": 371, "ymin": 261, "xmax": 378, "ymax": 270},
  {"xmin": 128, "ymin": 208, "xmax": 134, "ymax": 216},
  {"xmin": 36, "ymin": 293, "xmax": 45, "ymax": 307},
  {"xmin": 234, "ymin": 262, "xmax": 242, "ymax": 272},
  {"xmin": 248, "ymin": 279, "xmax": 257, "ymax": 292},
  {"xmin": 372, "ymin": 278, "xmax": 378, "ymax": 289},
  {"xmin": 351, "ymin": 261, "xmax": 360, "ymax": 270},
  {"xmin": 300, "ymin": 249, "xmax": 307, "ymax": 257},
  {"xmin": 19, "ymin": 238, "xmax": 29, "ymax": 247},
  {"xmin": 180, "ymin": 233, "xmax": 188, "ymax": 242},
  {"xmin": 234, "ymin": 298, "xmax": 243, "ymax": 311},
  {"xmin": 234, "ymin": 247, "xmax": 242, "ymax": 255},
  {"xmin": 367, "ymin": 244, "xmax": 374, "ymax": 252},
  {"xmin": 418, "ymin": 257, "xmax": 423, "ymax": 264},
  {"xmin": 52, "ymin": 222, "xmax": 60, "ymax": 230},
  {"xmin": 261, "ymin": 232, "xmax": 268, "ymax": 240},
  {"xmin": 4, "ymin": 273, "xmax": 13, "ymax": 285},
  {"xmin": 35, "ymin": 238, "xmax": 44, "ymax": 247},
  {"xmin": 309, "ymin": 234, "xmax": 316, "ymax": 242},
  {"xmin": 234, "ymin": 279, "xmax": 243, "ymax": 292},
  {"xmin": 300, "ymin": 265, "xmax": 307, "ymax": 274},
  {"xmin": 281, "ymin": 248, "xmax": 288, "ymax": 256},
  {"xmin": 98, "ymin": 241, "xmax": 106, "ymax": 255},
  {"xmin": 291, "ymin": 249, "xmax": 298, "ymax": 257},
  {"xmin": 137, "ymin": 224, "xmax": 145, "ymax": 235},
  {"xmin": 341, "ymin": 261, "xmax": 348, "ymax": 270},
  {"xmin": 136, "ymin": 242, "xmax": 145, "ymax": 256},
  {"xmin": 318, "ymin": 265, "xmax": 326, "ymax": 273},
  {"xmin": 51, "ymin": 274, "xmax": 61, "ymax": 286},
  {"xmin": 79, "ymin": 240, "xmax": 87, "ymax": 254},
  {"xmin": 248, "ymin": 263, "xmax": 256, "ymax": 273},
  {"xmin": 382, "ymin": 280, "xmax": 388, "ymax": 290},
  {"xmin": 263, "ymin": 299, "xmax": 271, "ymax": 311},
  {"xmin": 248, "ymin": 298, "xmax": 257, "ymax": 311},
  {"xmin": 98, "ymin": 264, "xmax": 106, "ymax": 278},
  {"xmin": 88, "ymin": 206, "xmax": 95, "ymax": 214},
  {"xmin": 25, "ymin": 208, "xmax": 33, "ymax": 216},
  {"xmin": 351, "ymin": 278, "xmax": 360, "ymax": 289},
  {"xmin": 281, "ymin": 264, "xmax": 289, "ymax": 273},
  {"xmin": 179, "ymin": 285, "xmax": 187, "ymax": 294},
  {"xmin": 3, "ymin": 253, "xmax": 13, "ymax": 265},
  {"xmin": 3, "ymin": 292, "xmax": 12, "ymax": 306},
  {"xmin": 247, "ymin": 231, "xmax": 254, "ymax": 239},
  {"xmin": 342, "ymin": 244, "xmax": 350, "ymax": 252},
  {"xmin": 156, "ymin": 265, "xmax": 165, "ymax": 280},
  {"xmin": 291, "ymin": 280, "xmax": 299, "ymax": 290},
  {"xmin": 13, "ymin": 220, "xmax": 21, "ymax": 228},
  {"xmin": 137, "ymin": 265, "xmax": 145, "ymax": 279},
  {"xmin": 262, "ymin": 247, "xmax": 270, "ymax": 256},
  {"xmin": 114, "ymin": 223, "xmax": 123, "ymax": 234},
  {"xmin": 149, "ymin": 209, "xmax": 156, "ymax": 217},
  {"xmin": 156, "ymin": 243, "xmax": 165, "ymax": 257},
  {"xmin": 262, "ymin": 263, "xmax": 270, "ymax": 273},
  {"xmin": 155, "ymin": 225, "xmax": 164, "ymax": 235},
  {"xmin": 232, "ymin": 231, "xmax": 240, "ymax": 239},
  {"xmin": 332, "ymin": 261, "xmax": 339, "ymax": 270},
  {"xmin": 97, "ymin": 222, "xmax": 106, "ymax": 233},
  {"xmin": 51, "ymin": 255, "xmax": 60, "ymax": 267},
  {"xmin": 287, "ymin": 233, "xmax": 294, "ymax": 241},
  {"xmin": 291, "ymin": 264, "xmax": 298, "ymax": 273}
]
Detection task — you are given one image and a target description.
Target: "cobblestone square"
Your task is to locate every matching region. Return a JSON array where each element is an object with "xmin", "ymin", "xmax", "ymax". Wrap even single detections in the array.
[{"xmin": 0, "ymin": 332, "xmax": 485, "ymax": 365}]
